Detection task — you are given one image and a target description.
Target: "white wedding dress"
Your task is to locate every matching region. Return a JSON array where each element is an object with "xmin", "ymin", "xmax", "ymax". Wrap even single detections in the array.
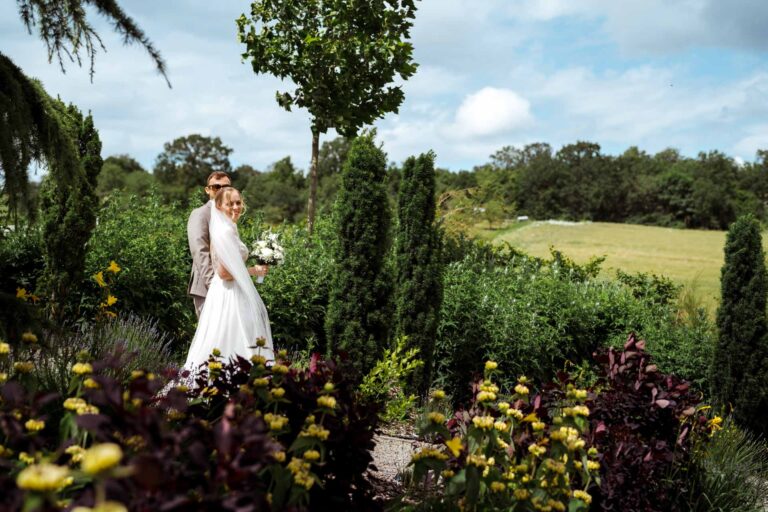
[{"xmin": 183, "ymin": 202, "xmax": 274, "ymax": 372}]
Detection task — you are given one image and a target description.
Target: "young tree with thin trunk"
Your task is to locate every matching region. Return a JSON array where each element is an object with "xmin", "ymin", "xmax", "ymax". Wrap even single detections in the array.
[{"xmin": 237, "ymin": 0, "xmax": 418, "ymax": 235}]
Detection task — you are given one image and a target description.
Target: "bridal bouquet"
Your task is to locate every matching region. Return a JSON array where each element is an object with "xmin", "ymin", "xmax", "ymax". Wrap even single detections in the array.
[{"xmin": 249, "ymin": 231, "xmax": 285, "ymax": 283}]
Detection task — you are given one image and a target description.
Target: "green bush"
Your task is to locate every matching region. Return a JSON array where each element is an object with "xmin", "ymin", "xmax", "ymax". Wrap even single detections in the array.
[
  {"xmin": 0, "ymin": 224, "xmax": 44, "ymax": 293},
  {"xmin": 435, "ymin": 254, "xmax": 715, "ymax": 404},
  {"xmin": 254, "ymin": 218, "xmax": 335, "ymax": 354},
  {"xmin": 85, "ymin": 192, "xmax": 193, "ymax": 345}
]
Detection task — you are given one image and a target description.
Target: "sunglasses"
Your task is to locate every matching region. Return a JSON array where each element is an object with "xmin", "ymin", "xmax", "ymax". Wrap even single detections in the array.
[{"xmin": 206, "ymin": 184, "xmax": 231, "ymax": 191}]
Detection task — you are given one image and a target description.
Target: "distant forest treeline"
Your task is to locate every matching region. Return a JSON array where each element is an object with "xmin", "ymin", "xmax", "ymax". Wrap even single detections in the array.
[{"xmin": 15, "ymin": 135, "xmax": 768, "ymax": 231}]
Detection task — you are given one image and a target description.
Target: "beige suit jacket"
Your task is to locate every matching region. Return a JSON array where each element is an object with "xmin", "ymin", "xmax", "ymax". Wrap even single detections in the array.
[{"xmin": 187, "ymin": 201, "xmax": 215, "ymax": 298}]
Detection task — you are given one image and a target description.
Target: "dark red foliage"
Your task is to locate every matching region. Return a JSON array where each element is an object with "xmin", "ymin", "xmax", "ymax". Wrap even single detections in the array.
[{"xmin": 585, "ymin": 333, "xmax": 708, "ymax": 512}]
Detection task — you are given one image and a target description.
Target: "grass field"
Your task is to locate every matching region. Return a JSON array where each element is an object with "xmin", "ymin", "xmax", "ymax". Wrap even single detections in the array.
[{"xmin": 471, "ymin": 220, "xmax": 761, "ymax": 313}]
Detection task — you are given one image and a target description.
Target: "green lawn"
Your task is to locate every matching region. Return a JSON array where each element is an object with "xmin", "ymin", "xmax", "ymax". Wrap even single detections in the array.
[{"xmin": 472, "ymin": 220, "xmax": 763, "ymax": 313}]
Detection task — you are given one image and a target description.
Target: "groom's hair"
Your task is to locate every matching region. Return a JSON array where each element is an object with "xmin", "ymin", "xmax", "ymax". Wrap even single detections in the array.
[{"xmin": 206, "ymin": 171, "xmax": 230, "ymax": 185}]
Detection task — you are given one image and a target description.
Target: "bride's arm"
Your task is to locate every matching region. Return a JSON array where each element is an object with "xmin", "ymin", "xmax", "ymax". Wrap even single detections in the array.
[{"xmin": 211, "ymin": 244, "xmax": 235, "ymax": 281}]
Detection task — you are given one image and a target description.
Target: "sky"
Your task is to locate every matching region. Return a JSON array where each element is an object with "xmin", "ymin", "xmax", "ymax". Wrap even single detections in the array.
[{"xmin": 3, "ymin": 0, "xmax": 768, "ymax": 175}]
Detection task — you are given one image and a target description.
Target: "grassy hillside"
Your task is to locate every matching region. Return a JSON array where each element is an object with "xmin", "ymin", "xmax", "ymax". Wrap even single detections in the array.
[{"xmin": 472, "ymin": 220, "xmax": 760, "ymax": 313}]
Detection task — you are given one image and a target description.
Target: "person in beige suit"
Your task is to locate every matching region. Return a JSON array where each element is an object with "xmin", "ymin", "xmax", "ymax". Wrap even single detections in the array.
[{"xmin": 187, "ymin": 171, "xmax": 232, "ymax": 317}]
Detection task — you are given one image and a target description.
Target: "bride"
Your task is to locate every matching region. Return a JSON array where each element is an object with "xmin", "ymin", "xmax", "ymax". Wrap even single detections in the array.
[{"xmin": 183, "ymin": 187, "xmax": 274, "ymax": 371}]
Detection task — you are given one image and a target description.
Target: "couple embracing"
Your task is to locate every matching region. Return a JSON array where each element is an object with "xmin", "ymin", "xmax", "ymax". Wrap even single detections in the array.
[{"xmin": 183, "ymin": 171, "xmax": 275, "ymax": 372}]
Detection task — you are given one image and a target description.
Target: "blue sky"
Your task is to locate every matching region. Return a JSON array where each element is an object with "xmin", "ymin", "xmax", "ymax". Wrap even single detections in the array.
[{"xmin": 3, "ymin": 0, "xmax": 768, "ymax": 174}]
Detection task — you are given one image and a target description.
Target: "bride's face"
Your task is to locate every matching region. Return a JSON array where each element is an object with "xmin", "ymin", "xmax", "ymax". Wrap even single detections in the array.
[{"xmin": 220, "ymin": 190, "xmax": 244, "ymax": 222}]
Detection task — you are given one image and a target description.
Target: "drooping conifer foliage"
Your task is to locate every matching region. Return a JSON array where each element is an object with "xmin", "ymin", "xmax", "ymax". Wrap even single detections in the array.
[
  {"xmin": 39, "ymin": 102, "xmax": 102, "ymax": 320},
  {"xmin": 394, "ymin": 151, "xmax": 443, "ymax": 393},
  {"xmin": 325, "ymin": 132, "xmax": 391, "ymax": 377},
  {"xmin": 712, "ymin": 214, "xmax": 768, "ymax": 436}
]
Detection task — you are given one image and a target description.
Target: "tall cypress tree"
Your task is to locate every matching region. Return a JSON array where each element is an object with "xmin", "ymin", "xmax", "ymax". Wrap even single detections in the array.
[
  {"xmin": 394, "ymin": 151, "xmax": 443, "ymax": 394},
  {"xmin": 39, "ymin": 102, "xmax": 102, "ymax": 320},
  {"xmin": 325, "ymin": 132, "xmax": 391, "ymax": 377},
  {"xmin": 712, "ymin": 214, "xmax": 768, "ymax": 435}
]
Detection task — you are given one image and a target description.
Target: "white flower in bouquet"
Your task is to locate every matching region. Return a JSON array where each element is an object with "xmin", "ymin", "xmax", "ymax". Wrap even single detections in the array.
[{"xmin": 249, "ymin": 231, "xmax": 285, "ymax": 282}]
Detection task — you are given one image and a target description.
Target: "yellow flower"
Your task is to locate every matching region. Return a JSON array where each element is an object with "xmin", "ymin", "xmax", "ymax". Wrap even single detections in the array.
[
  {"xmin": 532, "ymin": 421, "xmax": 546, "ymax": 431},
  {"xmin": 490, "ymin": 481, "xmax": 506, "ymax": 492},
  {"xmin": 514, "ymin": 384, "xmax": 530, "ymax": 395},
  {"xmin": 270, "ymin": 387, "xmax": 286, "ymax": 399},
  {"xmin": 472, "ymin": 415, "xmax": 495, "ymax": 430},
  {"xmin": 271, "ymin": 364, "xmax": 289, "ymax": 375},
  {"xmin": 264, "ymin": 413, "xmax": 289, "ymax": 431},
  {"xmin": 21, "ymin": 331, "xmax": 38, "ymax": 344},
  {"xmin": 709, "ymin": 416, "xmax": 723, "ymax": 431},
  {"xmin": 253, "ymin": 377, "xmax": 269, "ymax": 387},
  {"xmin": 255, "ymin": 337, "xmax": 267, "ymax": 347},
  {"xmin": 81, "ymin": 443, "xmax": 123, "ymax": 475},
  {"xmin": 477, "ymin": 391, "xmax": 497, "ymax": 402},
  {"xmin": 507, "ymin": 408, "xmax": 524, "ymax": 420},
  {"xmin": 431, "ymin": 389, "xmax": 446, "ymax": 400},
  {"xmin": 412, "ymin": 447, "xmax": 449, "ymax": 462},
  {"xmin": 25, "ymin": 419, "xmax": 45, "ymax": 432},
  {"xmin": 16, "ymin": 287, "xmax": 29, "ymax": 300},
  {"xmin": 528, "ymin": 444, "xmax": 547, "ymax": 457},
  {"xmin": 573, "ymin": 490, "xmax": 592, "ymax": 504},
  {"xmin": 441, "ymin": 469, "xmax": 455, "ymax": 479},
  {"xmin": 0, "ymin": 372, "xmax": 7, "ymax": 384},
  {"xmin": 445, "ymin": 436, "xmax": 463, "ymax": 457},
  {"xmin": 76, "ymin": 405, "xmax": 100, "ymax": 416},
  {"xmin": 106, "ymin": 295, "xmax": 118, "ymax": 307},
  {"xmin": 107, "ymin": 261, "xmax": 121, "ymax": 274},
  {"xmin": 251, "ymin": 355, "xmax": 267, "ymax": 366},
  {"xmin": 587, "ymin": 460, "xmax": 600, "ymax": 471},
  {"xmin": 0, "ymin": 341, "xmax": 9, "ymax": 355},
  {"xmin": 73, "ymin": 501, "xmax": 128, "ymax": 512},
  {"xmin": 514, "ymin": 488, "xmax": 530, "ymax": 500},
  {"xmin": 272, "ymin": 451, "xmax": 286, "ymax": 463},
  {"xmin": 494, "ymin": 420, "xmax": 509, "ymax": 432},
  {"xmin": 72, "ymin": 362, "xmax": 93, "ymax": 375},
  {"xmin": 16, "ymin": 463, "xmax": 70, "ymax": 492},
  {"xmin": 64, "ymin": 398, "xmax": 87, "ymax": 411},
  {"xmin": 425, "ymin": 412, "xmax": 444, "ymax": 424},
  {"xmin": 317, "ymin": 395, "xmax": 336, "ymax": 409},
  {"xmin": 300, "ymin": 424, "xmax": 330, "ymax": 441},
  {"xmin": 0, "ymin": 444, "xmax": 12, "ymax": 458},
  {"xmin": 93, "ymin": 271, "xmax": 106, "ymax": 288},
  {"xmin": 14, "ymin": 361, "xmax": 34, "ymax": 374},
  {"xmin": 65, "ymin": 445, "xmax": 86, "ymax": 464},
  {"xmin": 485, "ymin": 360, "xmax": 498, "ymax": 371},
  {"xmin": 303, "ymin": 449, "xmax": 321, "ymax": 462},
  {"xmin": 19, "ymin": 452, "xmax": 35, "ymax": 464},
  {"xmin": 277, "ymin": 349, "xmax": 288, "ymax": 358},
  {"xmin": 323, "ymin": 382, "xmax": 335, "ymax": 392},
  {"xmin": 83, "ymin": 378, "xmax": 100, "ymax": 389}
]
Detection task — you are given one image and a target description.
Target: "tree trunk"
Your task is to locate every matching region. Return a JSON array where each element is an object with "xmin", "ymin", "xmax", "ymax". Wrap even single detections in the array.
[{"xmin": 307, "ymin": 129, "xmax": 320, "ymax": 236}]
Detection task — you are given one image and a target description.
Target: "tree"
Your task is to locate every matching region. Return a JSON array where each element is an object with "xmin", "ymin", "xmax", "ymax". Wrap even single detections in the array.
[
  {"xmin": 325, "ymin": 132, "xmax": 391, "ymax": 377},
  {"xmin": 2, "ymin": 1, "xmax": 167, "ymax": 216},
  {"xmin": 243, "ymin": 157, "xmax": 307, "ymax": 223},
  {"xmin": 237, "ymin": 0, "xmax": 419, "ymax": 235},
  {"xmin": 394, "ymin": 152, "xmax": 443, "ymax": 393},
  {"xmin": 712, "ymin": 215, "xmax": 768, "ymax": 436},
  {"xmin": 153, "ymin": 134, "xmax": 233, "ymax": 205},
  {"xmin": 39, "ymin": 101, "xmax": 102, "ymax": 320},
  {"xmin": 96, "ymin": 154, "xmax": 153, "ymax": 198}
]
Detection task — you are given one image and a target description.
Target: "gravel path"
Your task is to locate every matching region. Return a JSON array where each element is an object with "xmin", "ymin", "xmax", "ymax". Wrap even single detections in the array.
[{"xmin": 370, "ymin": 434, "xmax": 429, "ymax": 482}]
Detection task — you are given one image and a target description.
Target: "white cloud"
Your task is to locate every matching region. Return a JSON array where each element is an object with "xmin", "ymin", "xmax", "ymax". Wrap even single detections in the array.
[
  {"xmin": 452, "ymin": 87, "xmax": 533, "ymax": 138},
  {"xmin": 734, "ymin": 125, "xmax": 768, "ymax": 159}
]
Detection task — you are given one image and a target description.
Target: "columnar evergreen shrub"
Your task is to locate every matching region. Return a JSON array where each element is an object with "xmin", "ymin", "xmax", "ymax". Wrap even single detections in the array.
[
  {"xmin": 325, "ymin": 133, "xmax": 391, "ymax": 377},
  {"xmin": 39, "ymin": 102, "xmax": 102, "ymax": 320},
  {"xmin": 712, "ymin": 214, "xmax": 768, "ymax": 436},
  {"xmin": 394, "ymin": 152, "xmax": 443, "ymax": 393}
]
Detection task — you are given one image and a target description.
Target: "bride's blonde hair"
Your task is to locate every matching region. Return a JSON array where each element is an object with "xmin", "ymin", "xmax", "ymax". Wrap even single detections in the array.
[{"xmin": 215, "ymin": 186, "xmax": 247, "ymax": 215}]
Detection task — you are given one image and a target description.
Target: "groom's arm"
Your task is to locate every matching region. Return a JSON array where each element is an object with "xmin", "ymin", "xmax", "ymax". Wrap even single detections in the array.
[{"xmin": 188, "ymin": 209, "xmax": 215, "ymax": 289}]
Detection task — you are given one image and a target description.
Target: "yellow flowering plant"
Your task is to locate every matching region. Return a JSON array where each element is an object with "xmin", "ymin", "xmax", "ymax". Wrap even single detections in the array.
[
  {"xmin": 407, "ymin": 361, "xmax": 597, "ymax": 511},
  {"xmin": 92, "ymin": 261, "xmax": 121, "ymax": 320}
]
